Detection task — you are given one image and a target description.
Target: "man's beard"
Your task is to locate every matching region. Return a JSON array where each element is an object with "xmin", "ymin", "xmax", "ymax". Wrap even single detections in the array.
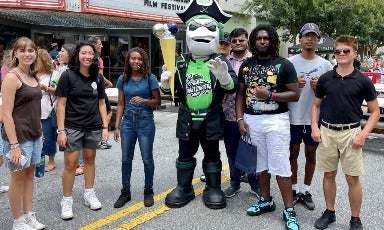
[{"xmin": 256, "ymin": 47, "xmax": 272, "ymax": 57}]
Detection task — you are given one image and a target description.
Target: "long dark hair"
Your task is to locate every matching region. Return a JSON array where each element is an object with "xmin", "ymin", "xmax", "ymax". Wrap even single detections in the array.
[
  {"xmin": 123, "ymin": 47, "xmax": 151, "ymax": 82},
  {"xmin": 249, "ymin": 24, "xmax": 280, "ymax": 58},
  {"xmin": 61, "ymin": 43, "xmax": 76, "ymax": 65},
  {"xmin": 68, "ymin": 42, "xmax": 99, "ymax": 76}
]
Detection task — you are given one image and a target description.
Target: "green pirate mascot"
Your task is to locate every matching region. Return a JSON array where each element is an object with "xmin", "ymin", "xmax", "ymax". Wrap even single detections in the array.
[{"xmin": 161, "ymin": 0, "xmax": 236, "ymax": 209}]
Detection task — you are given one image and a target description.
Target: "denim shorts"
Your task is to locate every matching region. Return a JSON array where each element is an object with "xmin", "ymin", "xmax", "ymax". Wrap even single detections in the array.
[
  {"xmin": 65, "ymin": 128, "xmax": 101, "ymax": 151},
  {"xmin": 3, "ymin": 137, "xmax": 42, "ymax": 171}
]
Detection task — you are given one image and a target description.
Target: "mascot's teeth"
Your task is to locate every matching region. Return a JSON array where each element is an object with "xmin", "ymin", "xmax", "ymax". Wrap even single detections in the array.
[{"xmin": 195, "ymin": 39, "xmax": 210, "ymax": 43}]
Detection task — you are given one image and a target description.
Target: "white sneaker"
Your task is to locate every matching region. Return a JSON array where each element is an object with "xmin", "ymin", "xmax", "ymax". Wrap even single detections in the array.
[
  {"xmin": 23, "ymin": 212, "xmax": 45, "ymax": 230},
  {"xmin": 12, "ymin": 218, "xmax": 35, "ymax": 230},
  {"xmin": 0, "ymin": 185, "xmax": 9, "ymax": 193},
  {"xmin": 84, "ymin": 190, "xmax": 102, "ymax": 210},
  {"xmin": 61, "ymin": 197, "xmax": 74, "ymax": 220}
]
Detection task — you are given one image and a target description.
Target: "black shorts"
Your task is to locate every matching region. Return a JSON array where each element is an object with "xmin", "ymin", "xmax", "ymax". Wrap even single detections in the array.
[
  {"xmin": 104, "ymin": 91, "xmax": 112, "ymax": 113},
  {"xmin": 290, "ymin": 125, "xmax": 318, "ymax": 146}
]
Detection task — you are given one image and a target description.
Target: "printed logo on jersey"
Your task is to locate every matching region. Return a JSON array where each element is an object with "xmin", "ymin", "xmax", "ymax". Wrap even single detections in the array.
[
  {"xmin": 186, "ymin": 73, "xmax": 212, "ymax": 97},
  {"xmin": 242, "ymin": 63, "xmax": 280, "ymax": 113}
]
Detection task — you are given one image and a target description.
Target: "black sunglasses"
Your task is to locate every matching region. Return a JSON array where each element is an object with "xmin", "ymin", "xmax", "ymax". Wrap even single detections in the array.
[{"xmin": 334, "ymin": 48, "xmax": 351, "ymax": 55}]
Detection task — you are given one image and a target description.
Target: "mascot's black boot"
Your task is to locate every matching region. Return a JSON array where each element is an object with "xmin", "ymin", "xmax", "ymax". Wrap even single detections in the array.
[
  {"xmin": 202, "ymin": 160, "xmax": 226, "ymax": 209},
  {"xmin": 165, "ymin": 158, "xmax": 196, "ymax": 208}
]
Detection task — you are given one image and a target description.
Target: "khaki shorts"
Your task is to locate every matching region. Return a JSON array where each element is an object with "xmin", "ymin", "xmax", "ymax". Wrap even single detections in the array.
[{"xmin": 317, "ymin": 125, "xmax": 364, "ymax": 176}]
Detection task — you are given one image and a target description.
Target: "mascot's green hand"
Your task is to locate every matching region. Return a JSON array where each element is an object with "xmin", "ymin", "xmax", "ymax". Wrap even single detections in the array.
[
  {"xmin": 160, "ymin": 64, "xmax": 172, "ymax": 90},
  {"xmin": 207, "ymin": 57, "xmax": 231, "ymax": 85}
]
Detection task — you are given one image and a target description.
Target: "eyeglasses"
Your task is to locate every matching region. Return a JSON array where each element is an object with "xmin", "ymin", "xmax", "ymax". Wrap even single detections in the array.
[
  {"xmin": 334, "ymin": 48, "xmax": 351, "ymax": 55},
  {"xmin": 231, "ymin": 39, "xmax": 247, "ymax": 44}
]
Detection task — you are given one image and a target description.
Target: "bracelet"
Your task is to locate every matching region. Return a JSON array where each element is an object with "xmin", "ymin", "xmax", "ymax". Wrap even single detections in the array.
[
  {"xmin": 10, "ymin": 143, "xmax": 19, "ymax": 149},
  {"xmin": 56, "ymin": 129, "xmax": 65, "ymax": 134},
  {"xmin": 102, "ymin": 127, "xmax": 108, "ymax": 129},
  {"xmin": 236, "ymin": 117, "xmax": 244, "ymax": 123},
  {"xmin": 265, "ymin": 91, "xmax": 272, "ymax": 102}
]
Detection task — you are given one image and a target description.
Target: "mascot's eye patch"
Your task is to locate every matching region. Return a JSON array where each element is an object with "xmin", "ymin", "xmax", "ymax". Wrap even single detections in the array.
[
  {"xmin": 188, "ymin": 21, "xmax": 217, "ymax": 32},
  {"xmin": 189, "ymin": 24, "xmax": 199, "ymax": 31}
]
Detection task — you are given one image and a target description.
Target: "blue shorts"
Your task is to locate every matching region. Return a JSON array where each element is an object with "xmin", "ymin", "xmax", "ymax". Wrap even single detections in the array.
[
  {"xmin": 65, "ymin": 128, "xmax": 101, "ymax": 152},
  {"xmin": 290, "ymin": 125, "xmax": 318, "ymax": 146},
  {"xmin": 3, "ymin": 137, "xmax": 42, "ymax": 171}
]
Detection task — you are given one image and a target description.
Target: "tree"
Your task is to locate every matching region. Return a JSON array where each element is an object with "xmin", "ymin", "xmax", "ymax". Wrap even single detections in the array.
[{"xmin": 243, "ymin": 0, "xmax": 384, "ymax": 55}]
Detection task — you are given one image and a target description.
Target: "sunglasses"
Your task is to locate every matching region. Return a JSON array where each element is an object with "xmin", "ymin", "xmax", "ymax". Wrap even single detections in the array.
[
  {"xmin": 334, "ymin": 48, "xmax": 351, "ymax": 55},
  {"xmin": 231, "ymin": 39, "xmax": 247, "ymax": 44}
]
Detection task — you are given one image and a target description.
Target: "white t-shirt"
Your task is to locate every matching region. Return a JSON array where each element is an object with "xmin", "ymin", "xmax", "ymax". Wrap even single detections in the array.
[
  {"xmin": 288, "ymin": 54, "xmax": 333, "ymax": 125},
  {"xmin": 40, "ymin": 73, "xmax": 56, "ymax": 119}
]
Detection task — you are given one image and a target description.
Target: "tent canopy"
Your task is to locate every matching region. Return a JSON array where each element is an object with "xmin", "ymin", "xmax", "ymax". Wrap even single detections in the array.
[{"xmin": 288, "ymin": 36, "xmax": 335, "ymax": 55}]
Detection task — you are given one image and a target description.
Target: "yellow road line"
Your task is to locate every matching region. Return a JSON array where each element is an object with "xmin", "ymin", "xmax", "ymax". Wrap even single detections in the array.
[
  {"xmin": 114, "ymin": 174, "xmax": 230, "ymax": 230},
  {"xmin": 79, "ymin": 165, "xmax": 229, "ymax": 230}
]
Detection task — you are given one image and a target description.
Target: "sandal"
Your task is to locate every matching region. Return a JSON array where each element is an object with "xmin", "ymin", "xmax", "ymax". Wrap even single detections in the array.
[
  {"xmin": 44, "ymin": 164, "xmax": 56, "ymax": 172},
  {"xmin": 75, "ymin": 166, "xmax": 84, "ymax": 176}
]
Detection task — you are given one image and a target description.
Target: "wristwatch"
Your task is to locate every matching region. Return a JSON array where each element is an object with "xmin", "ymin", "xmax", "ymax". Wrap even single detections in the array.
[{"xmin": 56, "ymin": 129, "xmax": 65, "ymax": 134}]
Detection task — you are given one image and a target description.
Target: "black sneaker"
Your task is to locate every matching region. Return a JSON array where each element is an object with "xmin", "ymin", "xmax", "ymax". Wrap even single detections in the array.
[
  {"xmin": 301, "ymin": 192, "xmax": 315, "ymax": 210},
  {"xmin": 224, "ymin": 186, "xmax": 240, "ymax": 198},
  {"xmin": 293, "ymin": 190, "xmax": 303, "ymax": 206},
  {"xmin": 247, "ymin": 196, "xmax": 276, "ymax": 216},
  {"xmin": 283, "ymin": 207, "xmax": 300, "ymax": 230},
  {"xmin": 114, "ymin": 189, "xmax": 131, "ymax": 208},
  {"xmin": 314, "ymin": 209, "xmax": 336, "ymax": 229},
  {"xmin": 240, "ymin": 173, "xmax": 248, "ymax": 183},
  {"xmin": 349, "ymin": 217, "xmax": 363, "ymax": 230}
]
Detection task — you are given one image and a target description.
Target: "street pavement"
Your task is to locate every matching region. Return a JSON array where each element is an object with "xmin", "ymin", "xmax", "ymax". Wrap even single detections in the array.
[{"xmin": 0, "ymin": 102, "xmax": 384, "ymax": 230}]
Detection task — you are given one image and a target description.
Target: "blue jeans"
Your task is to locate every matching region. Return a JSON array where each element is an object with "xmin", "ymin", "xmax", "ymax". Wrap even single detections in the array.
[
  {"xmin": 120, "ymin": 109, "xmax": 155, "ymax": 190},
  {"xmin": 41, "ymin": 117, "xmax": 57, "ymax": 156},
  {"xmin": 224, "ymin": 120, "xmax": 258, "ymax": 190}
]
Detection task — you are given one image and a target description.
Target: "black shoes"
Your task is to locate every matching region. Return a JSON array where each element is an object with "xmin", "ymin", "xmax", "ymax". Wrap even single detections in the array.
[
  {"xmin": 293, "ymin": 190, "xmax": 315, "ymax": 210},
  {"xmin": 144, "ymin": 188, "xmax": 154, "ymax": 207},
  {"xmin": 114, "ymin": 189, "xmax": 131, "ymax": 208},
  {"xmin": 314, "ymin": 209, "xmax": 336, "ymax": 229},
  {"xmin": 350, "ymin": 217, "xmax": 363, "ymax": 230}
]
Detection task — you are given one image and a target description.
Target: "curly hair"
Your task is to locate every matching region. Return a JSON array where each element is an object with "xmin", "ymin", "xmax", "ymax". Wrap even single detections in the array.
[
  {"xmin": 37, "ymin": 48, "xmax": 54, "ymax": 75},
  {"xmin": 11, "ymin": 37, "xmax": 39, "ymax": 75},
  {"xmin": 249, "ymin": 24, "xmax": 280, "ymax": 58},
  {"xmin": 123, "ymin": 47, "xmax": 151, "ymax": 82},
  {"xmin": 68, "ymin": 42, "xmax": 99, "ymax": 76}
]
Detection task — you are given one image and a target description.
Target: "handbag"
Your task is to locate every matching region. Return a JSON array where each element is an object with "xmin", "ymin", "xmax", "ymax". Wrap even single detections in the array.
[
  {"xmin": 48, "ymin": 73, "xmax": 57, "ymax": 128},
  {"xmin": 235, "ymin": 133, "xmax": 257, "ymax": 174}
]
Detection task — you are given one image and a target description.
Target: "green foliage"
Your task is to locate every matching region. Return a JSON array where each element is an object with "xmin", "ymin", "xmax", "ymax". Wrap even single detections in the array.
[{"xmin": 243, "ymin": 0, "xmax": 384, "ymax": 50}]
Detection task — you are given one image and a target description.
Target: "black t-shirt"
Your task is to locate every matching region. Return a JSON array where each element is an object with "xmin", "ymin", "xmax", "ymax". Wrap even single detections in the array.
[
  {"xmin": 56, "ymin": 70, "xmax": 105, "ymax": 130},
  {"xmin": 238, "ymin": 56, "xmax": 297, "ymax": 115},
  {"xmin": 315, "ymin": 68, "xmax": 377, "ymax": 124}
]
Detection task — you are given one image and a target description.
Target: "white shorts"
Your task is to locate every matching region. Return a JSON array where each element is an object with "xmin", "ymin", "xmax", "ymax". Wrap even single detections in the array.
[{"xmin": 245, "ymin": 112, "xmax": 292, "ymax": 177}]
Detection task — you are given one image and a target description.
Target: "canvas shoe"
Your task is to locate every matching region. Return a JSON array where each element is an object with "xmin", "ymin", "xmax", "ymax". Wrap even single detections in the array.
[
  {"xmin": 247, "ymin": 196, "xmax": 276, "ymax": 216},
  {"xmin": 23, "ymin": 212, "xmax": 45, "ymax": 229},
  {"xmin": 61, "ymin": 197, "xmax": 74, "ymax": 220},
  {"xmin": 84, "ymin": 190, "xmax": 102, "ymax": 210},
  {"xmin": 0, "ymin": 185, "xmax": 9, "ymax": 193},
  {"xmin": 12, "ymin": 218, "xmax": 35, "ymax": 230},
  {"xmin": 283, "ymin": 207, "xmax": 300, "ymax": 230}
]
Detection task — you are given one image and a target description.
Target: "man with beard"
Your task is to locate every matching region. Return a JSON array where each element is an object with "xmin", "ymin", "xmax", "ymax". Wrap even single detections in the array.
[
  {"xmin": 235, "ymin": 24, "xmax": 300, "ymax": 230},
  {"xmin": 288, "ymin": 23, "xmax": 333, "ymax": 210},
  {"xmin": 222, "ymin": 28, "xmax": 260, "ymax": 198}
]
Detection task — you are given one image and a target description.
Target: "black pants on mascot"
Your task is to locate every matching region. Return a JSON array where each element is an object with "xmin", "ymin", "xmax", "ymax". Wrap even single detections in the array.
[{"xmin": 165, "ymin": 123, "xmax": 226, "ymax": 209}]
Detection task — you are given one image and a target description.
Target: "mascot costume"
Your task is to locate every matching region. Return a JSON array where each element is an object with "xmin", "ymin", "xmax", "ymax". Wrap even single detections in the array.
[{"xmin": 160, "ymin": 0, "xmax": 236, "ymax": 209}]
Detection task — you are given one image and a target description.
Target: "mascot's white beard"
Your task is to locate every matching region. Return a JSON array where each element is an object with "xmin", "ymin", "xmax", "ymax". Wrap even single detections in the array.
[{"xmin": 185, "ymin": 19, "xmax": 220, "ymax": 59}]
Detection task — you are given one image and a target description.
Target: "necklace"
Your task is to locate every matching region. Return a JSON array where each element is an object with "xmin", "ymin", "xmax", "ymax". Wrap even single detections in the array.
[{"xmin": 18, "ymin": 66, "xmax": 30, "ymax": 76}]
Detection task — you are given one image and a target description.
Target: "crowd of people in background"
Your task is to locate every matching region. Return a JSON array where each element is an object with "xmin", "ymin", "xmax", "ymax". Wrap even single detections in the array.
[{"xmin": 0, "ymin": 20, "xmax": 381, "ymax": 230}]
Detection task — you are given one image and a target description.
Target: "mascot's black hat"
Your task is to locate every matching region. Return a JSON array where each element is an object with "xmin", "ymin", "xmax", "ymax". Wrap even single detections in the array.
[{"xmin": 177, "ymin": 0, "xmax": 232, "ymax": 24}]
